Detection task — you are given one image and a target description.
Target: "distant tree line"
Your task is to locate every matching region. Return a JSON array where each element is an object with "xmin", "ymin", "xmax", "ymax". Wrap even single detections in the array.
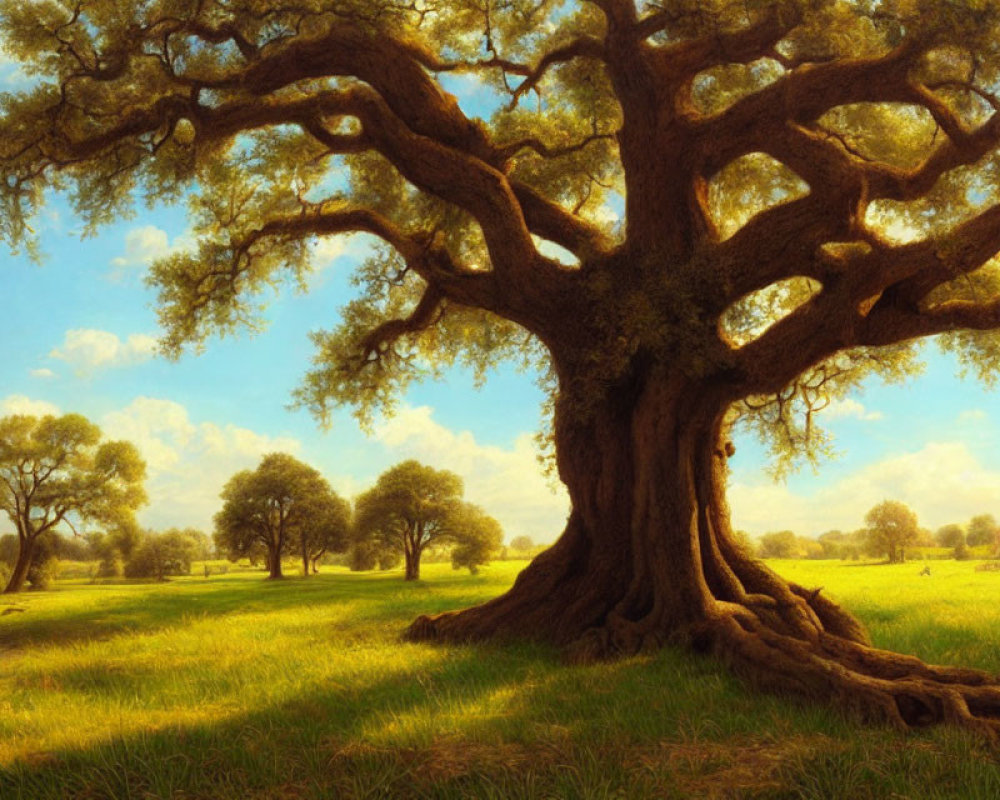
[
  {"xmin": 213, "ymin": 456, "xmax": 504, "ymax": 582},
  {"xmin": 752, "ymin": 503, "xmax": 1000, "ymax": 564},
  {"xmin": 0, "ymin": 410, "xmax": 506, "ymax": 592}
]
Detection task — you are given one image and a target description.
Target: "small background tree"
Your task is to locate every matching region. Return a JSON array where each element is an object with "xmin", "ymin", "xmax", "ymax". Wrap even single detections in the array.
[
  {"xmin": 0, "ymin": 414, "xmax": 146, "ymax": 593},
  {"xmin": 125, "ymin": 529, "xmax": 200, "ymax": 580},
  {"xmin": 758, "ymin": 531, "xmax": 798, "ymax": 559},
  {"xmin": 935, "ymin": 524, "xmax": 966, "ymax": 549},
  {"xmin": 293, "ymin": 491, "xmax": 351, "ymax": 576},
  {"xmin": 509, "ymin": 536, "xmax": 535, "ymax": 554},
  {"xmin": 966, "ymin": 515, "xmax": 999, "ymax": 549},
  {"xmin": 449, "ymin": 504, "xmax": 504, "ymax": 575},
  {"xmin": 864, "ymin": 501, "xmax": 920, "ymax": 564},
  {"xmin": 215, "ymin": 453, "xmax": 339, "ymax": 579},
  {"xmin": 355, "ymin": 461, "xmax": 501, "ymax": 580}
]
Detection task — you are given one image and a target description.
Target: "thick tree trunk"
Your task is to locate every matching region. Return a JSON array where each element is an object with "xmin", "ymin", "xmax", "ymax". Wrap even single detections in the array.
[
  {"xmin": 3, "ymin": 536, "xmax": 33, "ymax": 594},
  {"xmin": 404, "ymin": 546, "xmax": 420, "ymax": 581},
  {"xmin": 302, "ymin": 546, "xmax": 310, "ymax": 578},
  {"xmin": 408, "ymin": 364, "xmax": 1000, "ymax": 736},
  {"xmin": 267, "ymin": 545, "xmax": 283, "ymax": 579}
]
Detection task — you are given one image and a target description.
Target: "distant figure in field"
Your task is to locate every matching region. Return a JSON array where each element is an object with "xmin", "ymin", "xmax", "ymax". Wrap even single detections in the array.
[{"xmin": 919, "ymin": 565, "xmax": 931, "ymax": 576}]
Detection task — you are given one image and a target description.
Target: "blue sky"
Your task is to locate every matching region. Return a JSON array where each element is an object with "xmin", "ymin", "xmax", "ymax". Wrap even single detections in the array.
[
  {"xmin": 6, "ymin": 187, "xmax": 1000, "ymax": 543},
  {"xmin": 3, "ymin": 48, "xmax": 1000, "ymax": 545}
]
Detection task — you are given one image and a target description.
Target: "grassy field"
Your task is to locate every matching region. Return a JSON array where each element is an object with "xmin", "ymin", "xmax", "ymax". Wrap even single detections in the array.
[{"xmin": 3, "ymin": 560, "xmax": 1000, "ymax": 798}]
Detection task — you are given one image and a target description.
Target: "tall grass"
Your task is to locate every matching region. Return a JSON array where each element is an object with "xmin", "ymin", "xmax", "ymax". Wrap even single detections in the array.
[{"xmin": 2, "ymin": 560, "xmax": 1000, "ymax": 798}]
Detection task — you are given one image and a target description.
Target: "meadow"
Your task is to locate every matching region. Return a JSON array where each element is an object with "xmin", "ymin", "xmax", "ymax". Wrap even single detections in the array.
[{"xmin": 3, "ymin": 559, "xmax": 1000, "ymax": 799}]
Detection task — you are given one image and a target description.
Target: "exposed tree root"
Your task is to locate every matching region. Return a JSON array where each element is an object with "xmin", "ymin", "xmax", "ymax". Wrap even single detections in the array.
[{"xmin": 407, "ymin": 581, "xmax": 1000, "ymax": 739}]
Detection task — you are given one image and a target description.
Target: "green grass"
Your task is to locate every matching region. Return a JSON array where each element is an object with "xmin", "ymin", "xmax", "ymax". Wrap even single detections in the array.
[{"xmin": 3, "ymin": 559, "xmax": 1000, "ymax": 798}]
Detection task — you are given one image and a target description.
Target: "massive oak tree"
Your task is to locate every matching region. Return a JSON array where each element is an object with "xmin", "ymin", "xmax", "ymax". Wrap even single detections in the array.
[
  {"xmin": 8, "ymin": 0, "xmax": 1000, "ymax": 732},
  {"xmin": 0, "ymin": 414, "xmax": 147, "ymax": 593}
]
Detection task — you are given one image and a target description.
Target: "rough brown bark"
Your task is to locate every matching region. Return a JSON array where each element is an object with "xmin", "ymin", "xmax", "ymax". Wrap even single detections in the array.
[
  {"xmin": 2, "ymin": 536, "xmax": 33, "ymax": 594},
  {"xmin": 267, "ymin": 546, "xmax": 283, "ymax": 580},
  {"xmin": 404, "ymin": 546, "xmax": 421, "ymax": 581},
  {"xmin": 407, "ymin": 363, "xmax": 1000, "ymax": 738}
]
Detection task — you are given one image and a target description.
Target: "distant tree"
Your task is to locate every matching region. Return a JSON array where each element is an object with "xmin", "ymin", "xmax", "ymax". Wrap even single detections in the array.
[
  {"xmin": 355, "ymin": 461, "xmax": 497, "ymax": 581},
  {"xmin": 174, "ymin": 528, "xmax": 214, "ymax": 562},
  {"xmin": 967, "ymin": 514, "xmax": 999, "ymax": 548},
  {"xmin": 798, "ymin": 537, "xmax": 825, "ymax": 560},
  {"xmin": 51, "ymin": 531, "xmax": 90, "ymax": 562},
  {"xmin": 914, "ymin": 528, "xmax": 936, "ymax": 548},
  {"xmin": 293, "ymin": 490, "xmax": 351, "ymax": 577},
  {"xmin": 758, "ymin": 531, "xmax": 798, "ymax": 559},
  {"xmin": 817, "ymin": 530, "xmax": 845, "ymax": 559},
  {"xmin": 125, "ymin": 530, "xmax": 198, "ymax": 580},
  {"xmin": 730, "ymin": 529, "xmax": 758, "ymax": 557},
  {"xmin": 954, "ymin": 540, "xmax": 971, "ymax": 561},
  {"xmin": 0, "ymin": 414, "xmax": 147, "ymax": 593},
  {"xmin": 215, "ymin": 453, "xmax": 335, "ymax": 579},
  {"xmin": 935, "ymin": 524, "xmax": 965, "ymax": 549},
  {"xmin": 509, "ymin": 535, "xmax": 535, "ymax": 553},
  {"xmin": 864, "ymin": 501, "xmax": 919, "ymax": 564},
  {"xmin": 450, "ymin": 504, "xmax": 504, "ymax": 575},
  {"xmin": 26, "ymin": 531, "xmax": 60, "ymax": 590},
  {"xmin": 348, "ymin": 541, "xmax": 378, "ymax": 572}
]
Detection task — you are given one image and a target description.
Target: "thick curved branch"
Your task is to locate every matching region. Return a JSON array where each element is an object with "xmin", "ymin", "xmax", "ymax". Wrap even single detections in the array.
[
  {"xmin": 654, "ymin": 3, "xmax": 802, "ymax": 73},
  {"xmin": 502, "ymin": 37, "xmax": 607, "ymax": 108},
  {"xmin": 732, "ymin": 200, "xmax": 1000, "ymax": 391},
  {"xmin": 712, "ymin": 192, "xmax": 850, "ymax": 303},
  {"xmin": 695, "ymin": 38, "xmax": 925, "ymax": 173},
  {"xmin": 243, "ymin": 208, "xmax": 499, "ymax": 311},
  {"xmin": 859, "ymin": 297, "xmax": 1000, "ymax": 347},
  {"xmin": 511, "ymin": 180, "xmax": 615, "ymax": 260},
  {"xmin": 358, "ymin": 283, "xmax": 445, "ymax": 365}
]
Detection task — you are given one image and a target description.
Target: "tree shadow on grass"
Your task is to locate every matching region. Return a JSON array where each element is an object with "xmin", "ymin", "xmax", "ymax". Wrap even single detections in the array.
[
  {"xmin": 5, "ymin": 625, "xmax": 1000, "ymax": 799},
  {"xmin": 6, "ymin": 636, "xmax": 1000, "ymax": 800},
  {"xmin": 0, "ymin": 570, "xmax": 496, "ymax": 653},
  {"xmin": 0, "ymin": 636, "xmax": 859, "ymax": 800}
]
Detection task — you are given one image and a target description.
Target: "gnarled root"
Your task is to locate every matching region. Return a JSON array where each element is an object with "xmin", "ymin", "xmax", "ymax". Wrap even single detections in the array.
[
  {"xmin": 407, "ymin": 579, "xmax": 1000, "ymax": 739},
  {"xmin": 704, "ymin": 601, "xmax": 1000, "ymax": 739}
]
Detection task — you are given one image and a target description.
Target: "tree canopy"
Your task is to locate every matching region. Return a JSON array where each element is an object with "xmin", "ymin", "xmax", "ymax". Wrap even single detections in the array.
[
  {"xmin": 864, "ymin": 499, "xmax": 920, "ymax": 564},
  {"xmin": 966, "ymin": 513, "xmax": 999, "ymax": 548},
  {"xmin": 214, "ymin": 452, "xmax": 346, "ymax": 579},
  {"xmin": 355, "ymin": 460, "xmax": 502, "ymax": 580},
  {"xmin": 9, "ymin": 0, "xmax": 1000, "ymax": 733},
  {"xmin": 0, "ymin": 413, "xmax": 147, "ymax": 593}
]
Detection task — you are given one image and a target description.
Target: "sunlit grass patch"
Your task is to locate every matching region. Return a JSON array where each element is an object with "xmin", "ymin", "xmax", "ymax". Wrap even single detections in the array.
[{"xmin": 3, "ymin": 559, "xmax": 1000, "ymax": 797}]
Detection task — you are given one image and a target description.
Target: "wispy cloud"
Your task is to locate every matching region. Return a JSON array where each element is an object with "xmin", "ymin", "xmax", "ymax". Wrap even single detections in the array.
[
  {"xmin": 0, "ymin": 394, "xmax": 60, "ymax": 417},
  {"xmin": 50, "ymin": 329, "xmax": 158, "ymax": 375},
  {"xmin": 109, "ymin": 225, "xmax": 192, "ymax": 280},
  {"xmin": 29, "ymin": 368, "xmax": 57, "ymax": 380},
  {"xmin": 103, "ymin": 397, "xmax": 303, "ymax": 531},
  {"xmin": 731, "ymin": 441, "xmax": 1000, "ymax": 536},
  {"xmin": 823, "ymin": 398, "xmax": 883, "ymax": 421}
]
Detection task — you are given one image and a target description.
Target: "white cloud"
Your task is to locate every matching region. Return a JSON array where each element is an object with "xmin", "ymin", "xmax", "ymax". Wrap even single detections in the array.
[
  {"xmin": 102, "ymin": 397, "xmax": 302, "ymax": 531},
  {"xmin": 29, "ymin": 368, "xmax": 56, "ymax": 379},
  {"xmin": 958, "ymin": 409, "xmax": 989, "ymax": 423},
  {"xmin": 312, "ymin": 235, "xmax": 355, "ymax": 266},
  {"xmin": 0, "ymin": 395, "xmax": 61, "ymax": 417},
  {"xmin": 731, "ymin": 441, "xmax": 1000, "ymax": 536},
  {"xmin": 50, "ymin": 329, "xmax": 158, "ymax": 375},
  {"xmin": 109, "ymin": 225, "xmax": 192, "ymax": 278},
  {"xmin": 373, "ymin": 405, "xmax": 570, "ymax": 544},
  {"xmin": 823, "ymin": 398, "xmax": 883, "ymax": 421}
]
